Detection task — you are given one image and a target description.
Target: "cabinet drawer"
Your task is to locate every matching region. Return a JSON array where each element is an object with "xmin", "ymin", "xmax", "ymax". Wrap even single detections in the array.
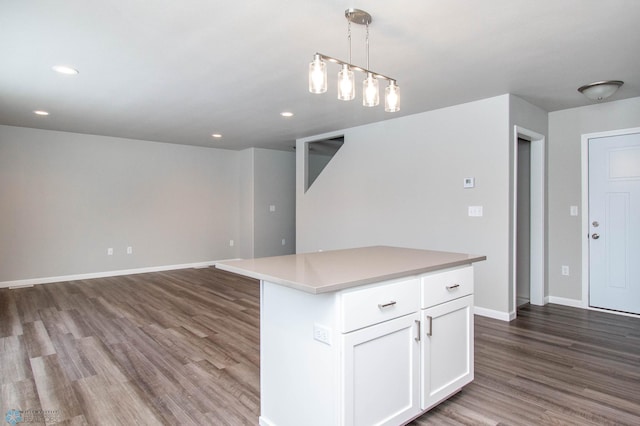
[
  {"xmin": 421, "ymin": 266, "xmax": 473, "ymax": 308},
  {"xmin": 339, "ymin": 277, "xmax": 420, "ymax": 333}
]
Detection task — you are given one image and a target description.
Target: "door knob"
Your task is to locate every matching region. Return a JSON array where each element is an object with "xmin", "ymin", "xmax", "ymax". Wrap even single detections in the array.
[{"xmin": 592, "ymin": 233, "xmax": 600, "ymax": 239}]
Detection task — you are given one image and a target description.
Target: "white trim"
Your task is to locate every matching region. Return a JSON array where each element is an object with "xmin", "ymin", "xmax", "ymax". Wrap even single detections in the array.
[
  {"xmin": 474, "ymin": 306, "xmax": 513, "ymax": 322},
  {"xmin": 512, "ymin": 126, "xmax": 546, "ymax": 312},
  {"xmin": 548, "ymin": 296, "xmax": 583, "ymax": 308},
  {"xmin": 0, "ymin": 259, "xmax": 241, "ymax": 289},
  {"xmin": 581, "ymin": 127, "xmax": 640, "ymax": 310}
]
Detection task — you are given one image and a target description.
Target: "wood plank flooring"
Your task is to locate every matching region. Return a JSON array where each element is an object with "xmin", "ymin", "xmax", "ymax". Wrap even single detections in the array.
[{"xmin": 1, "ymin": 267, "xmax": 639, "ymax": 425}]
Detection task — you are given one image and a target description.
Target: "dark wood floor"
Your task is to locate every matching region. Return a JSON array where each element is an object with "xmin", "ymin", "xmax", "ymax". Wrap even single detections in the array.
[{"xmin": 1, "ymin": 267, "xmax": 639, "ymax": 425}]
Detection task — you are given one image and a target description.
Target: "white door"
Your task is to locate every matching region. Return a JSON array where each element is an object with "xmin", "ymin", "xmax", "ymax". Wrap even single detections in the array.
[
  {"xmin": 341, "ymin": 313, "xmax": 421, "ymax": 426},
  {"xmin": 589, "ymin": 131, "xmax": 640, "ymax": 314}
]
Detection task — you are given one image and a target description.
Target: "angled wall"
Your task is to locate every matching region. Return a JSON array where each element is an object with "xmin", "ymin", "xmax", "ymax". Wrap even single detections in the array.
[{"xmin": 297, "ymin": 95, "xmax": 513, "ymax": 317}]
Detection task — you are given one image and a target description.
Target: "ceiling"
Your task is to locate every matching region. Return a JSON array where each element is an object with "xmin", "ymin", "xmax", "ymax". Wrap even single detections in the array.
[{"xmin": 1, "ymin": 0, "xmax": 639, "ymax": 152}]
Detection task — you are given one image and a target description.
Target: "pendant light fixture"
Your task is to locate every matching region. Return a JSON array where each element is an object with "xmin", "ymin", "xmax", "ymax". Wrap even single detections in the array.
[{"xmin": 308, "ymin": 9, "xmax": 400, "ymax": 112}]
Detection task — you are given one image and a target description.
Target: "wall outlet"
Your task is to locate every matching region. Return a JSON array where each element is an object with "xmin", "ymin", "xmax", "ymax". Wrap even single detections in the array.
[
  {"xmin": 269, "ymin": 205, "xmax": 276, "ymax": 212},
  {"xmin": 570, "ymin": 206, "xmax": 578, "ymax": 216},
  {"xmin": 313, "ymin": 323, "xmax": 332, "ymax": 345},
  {"xmin": 107, "ymin": 248, "xmax": 113, "ymax": 256},
  {"xmin": 126, "ymin": 246, "xmax": 133, "ymax": 255},
  {"xmin": 561, "ymin": 265, "xmax": 570, "ymax": 276},
  {"xmin": 282, "ymin": 238, "xmax": 286, "ymax": 246},
  {"xmin": 229, "ymin": 239, "xmax": 234, "ymax": 247}
]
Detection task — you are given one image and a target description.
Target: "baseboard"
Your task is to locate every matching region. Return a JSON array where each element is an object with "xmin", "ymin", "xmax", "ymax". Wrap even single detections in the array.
[
  {"xmin": 548, "ymin": 296, "xmax": 583, "ymax": 308},
  {"xmin": 0, "ymin": 260, "xmax": 240, "ymax": 289},
  {"xmin": 474, "ymin": 306, "xmax": 513, "ymax": 322}
]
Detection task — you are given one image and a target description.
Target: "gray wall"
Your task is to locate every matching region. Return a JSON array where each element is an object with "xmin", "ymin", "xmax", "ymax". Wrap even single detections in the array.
[
  {"xmin": 0, "ymin": 125, "xmax": 296, "ymax": 285},
  {"xmin": 296, "ymin": 95, "xmax": 549, "ymax": 318},
  {"xmin": 296, "ymin": 95, "xmax": 513, "ymax": 316},
  {"xmin": 238, "ymin": 148, "xmax": 255, "ymax": 259},
  {"xmin": 253, "ymin": 148, "xmax": 296, "ymax": 258},
  {"xmin": 548, "ymin": 97, "xmax": 640, "ymax": 302}
]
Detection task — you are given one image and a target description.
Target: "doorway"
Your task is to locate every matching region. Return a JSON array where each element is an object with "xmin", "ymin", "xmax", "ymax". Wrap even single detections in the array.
[
  {"xmin": 582, "ymin": 128, "xmax": 640, "ymax": 315},
  {"xmin": 511, "ymin": 126, "xmax": 545, "ymax": 318},
  {"xmin": 516, "ymin": 138, "xmax": 531, "ymax": 307}
]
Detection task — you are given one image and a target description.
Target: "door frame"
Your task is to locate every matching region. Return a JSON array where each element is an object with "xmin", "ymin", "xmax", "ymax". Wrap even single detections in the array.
[
  {"xmin": 512, "ymin": 126, "xmax": 545, "ymax": 315},
  {"xmin": 581, "ymin": 127, "xmax": 640, "ymax": 315}
]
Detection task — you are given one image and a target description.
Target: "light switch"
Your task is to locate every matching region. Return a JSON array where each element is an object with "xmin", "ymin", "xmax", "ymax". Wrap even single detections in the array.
[
  {"xmin": 468, "ymin": 206, "xmax": 483, "ymax": 217},
  {"xmin": 570, "ymin": 205, "xmax": 578, "ymax": 216},
  {"xmin": 269, "ymin": 205, "xmax": 276, "ymax": 212}
]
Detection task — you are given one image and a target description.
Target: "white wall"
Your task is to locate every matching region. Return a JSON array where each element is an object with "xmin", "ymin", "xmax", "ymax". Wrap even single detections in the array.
[
  {"xmin": 297, "ymin": 95, "xmax": 513, "ymax": 316},
  {"xmin": 548, "ymin": 97, "xmax": 640, "ymax": 304},
  {"xmin": 0, "ymin": 125, "xmax": 296, "ymax": 286}
]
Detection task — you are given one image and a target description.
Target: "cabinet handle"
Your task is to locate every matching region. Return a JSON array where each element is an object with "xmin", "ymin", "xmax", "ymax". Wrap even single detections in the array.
[
  {"xmin": 378, "ymin": 301, "xmax": 397, "ymax": 309},
  {"xmin": 415, "ymin": 320, "xmax": 421, "ymax": 342},
  {"xmin": 426, "ymin": 316, "xmax": 433, "ymax": 336},
  {"xmin": 446, "ymin": 283, "xmax": 460, "ymax": 291}
]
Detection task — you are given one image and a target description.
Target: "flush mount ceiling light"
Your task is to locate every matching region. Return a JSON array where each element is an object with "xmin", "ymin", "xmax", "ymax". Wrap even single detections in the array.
[
  {"xmin": 280, "ymin": 111, "xmax": 294, "ymax": 117},
  {"xmin": 577, "ymin": 80, "xmax": 624, "ymax": 101},
  {"xmin": 308, "ymin": 9, "xmax": 400, "ymax": 112},
  {"xmin": 33, "ymin": 110, "xmax": 49, "ymax": 116}
]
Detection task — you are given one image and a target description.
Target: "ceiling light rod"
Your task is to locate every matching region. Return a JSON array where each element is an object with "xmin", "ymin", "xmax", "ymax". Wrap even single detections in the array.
[
  {"xmin": 312, "ymin": 52, "xmax": 395, "ymax": 82},
  {"xmin": 309, "ymin": 8, "xmax": 400, "ymax": 112}
]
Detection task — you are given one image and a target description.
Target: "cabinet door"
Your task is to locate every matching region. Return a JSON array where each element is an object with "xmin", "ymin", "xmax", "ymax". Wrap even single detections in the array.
[
  {"xmin": 421, "ymin": 295, "xmax": 474, "ymax": 411},
  {"xmin": 341, "ymin": 313, "xmax": 421, "ymax": 426}
]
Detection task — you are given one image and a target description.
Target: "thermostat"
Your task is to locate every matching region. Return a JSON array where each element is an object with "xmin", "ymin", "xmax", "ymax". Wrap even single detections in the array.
[{"xmin": 463, "ymin": 177, "xmax": 475, "ymax": 188}]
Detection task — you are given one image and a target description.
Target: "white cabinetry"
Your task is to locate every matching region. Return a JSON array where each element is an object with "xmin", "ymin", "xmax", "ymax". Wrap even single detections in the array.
[
  {"xmin": 259, "ymin": 266, "xmax": 474, "ymax": 426},
  {"xmin": 342, "ymin": 313, "xmax": 421, "ymax": 426},
  {"xmin": 421, "ymin": 267, "xmax": 474, "ymax": 410}
]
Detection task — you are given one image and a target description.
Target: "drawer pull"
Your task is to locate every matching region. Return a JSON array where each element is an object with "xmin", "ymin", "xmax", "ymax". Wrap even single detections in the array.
[
  {"xmin": 426, "ymin": 316, "xmax": 433, "ymax": 336},
  {"xmin": 446, "ymin": 283, "xmax": 460, "ymax": 291},
  {"xmin": 378, "ymin": 301, "xmax": 397, "ymax": 309},
  {"xmin": 415, "ymin": 320, "xmax": 421, "ymax": 342}
]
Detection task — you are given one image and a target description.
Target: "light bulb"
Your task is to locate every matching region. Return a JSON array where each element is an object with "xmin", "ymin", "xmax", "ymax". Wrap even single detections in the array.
[
  {"xmin": 385, "ymin": 81, "xmax": 400, "ymax": 112},
  {"xmin": 363, "ymin": 73, "xmax": 379, "ymax": 107},
  {"xmin": 337, "ymin": 65, "xmax": 355, "ymax": 101},
  {"xmin": 308, "ymin": 54, "xmax": 327, "ymax": 94}
]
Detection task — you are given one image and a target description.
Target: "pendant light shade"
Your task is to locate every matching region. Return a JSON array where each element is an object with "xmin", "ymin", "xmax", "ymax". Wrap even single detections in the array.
[
  {"xmin": 337, "ymin": 65, "xmax": 355, "ymax": 101},
  {"xmin": 385, "ymin": 80, "xmax": 400, "ymax": 112},
  {"xmin": 363, "ymin": 73, "xmax": 379, "ymax": 107},
  {"xmin": 309, "ymin": 54, "xmax": 327, "ymax": 94}
]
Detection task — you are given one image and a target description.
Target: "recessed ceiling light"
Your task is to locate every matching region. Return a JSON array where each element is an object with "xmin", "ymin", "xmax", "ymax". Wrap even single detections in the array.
[
  {"xmin": 211, "ymin": 133, "xmax": 222, "ymax": 138},
  {"xmin": 33, "ymin": 110, "xmax": 49, "ymax": 116},
  {"xmin": 281, "ymin": 111, "xmax": 294, "ymax": 117},
  {"xmin": 52, "ymin": 65, "xmax": 79, "ymax": 75}
]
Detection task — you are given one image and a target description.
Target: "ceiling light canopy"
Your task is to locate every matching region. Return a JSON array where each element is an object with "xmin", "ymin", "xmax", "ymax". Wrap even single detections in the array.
[
  {"xmin": 578, "ymin": 80, "xmax": 623, "ymax": 101},
  {"xmin": 308, "ymin": 9, "xmax": 400, "ymax": 113}
]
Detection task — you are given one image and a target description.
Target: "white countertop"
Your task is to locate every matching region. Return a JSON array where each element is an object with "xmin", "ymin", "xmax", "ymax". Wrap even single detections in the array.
[{"xmin": 215, "ymin": 246, "xmax": 486, "ymax": 294}]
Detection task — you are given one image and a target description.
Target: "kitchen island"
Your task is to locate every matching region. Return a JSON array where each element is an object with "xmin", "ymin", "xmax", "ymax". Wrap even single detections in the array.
[{"xmin": 216, "ymin": 246, "xmax": 486, "ymax": 426}]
